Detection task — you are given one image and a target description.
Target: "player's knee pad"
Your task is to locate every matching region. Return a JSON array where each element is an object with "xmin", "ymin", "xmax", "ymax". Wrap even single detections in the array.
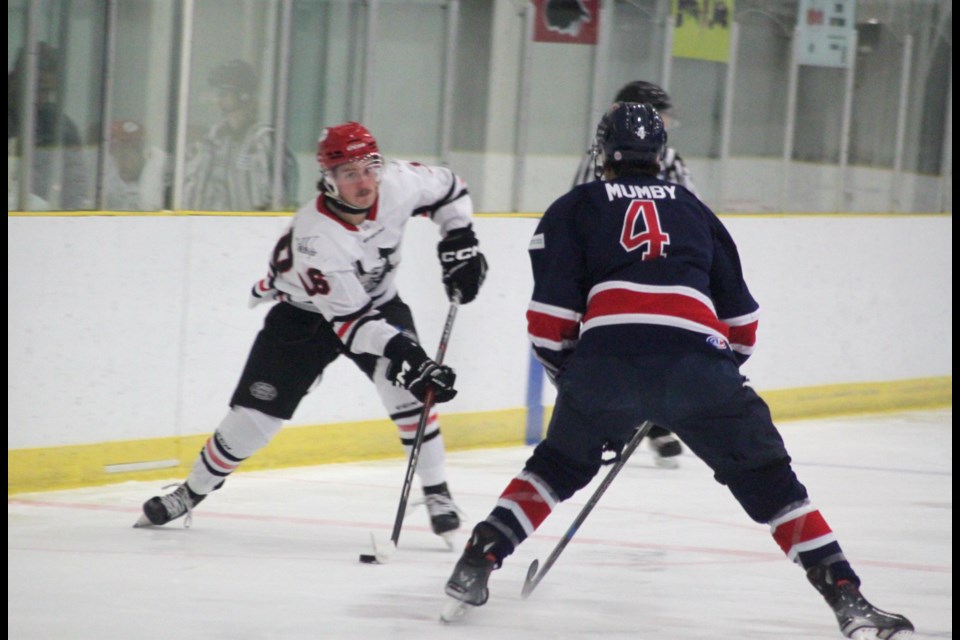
[
  {"xmin": 722, "ymin": 457, "xmax": 808, "ymax": 524},
  {"xmin": 216, "ymin": 406, "xmax": 283, "ymax": 458},
  {"xmin": 524, "ymin": 441, "xmax": 601, "ymax": 501}
]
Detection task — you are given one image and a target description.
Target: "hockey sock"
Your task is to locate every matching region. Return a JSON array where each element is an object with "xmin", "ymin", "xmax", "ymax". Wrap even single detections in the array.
[
  {"xmin": 485, "ymin": 470, "xmax": 560, "ymax": 560},
  {"xmin": 185, "ymin": 406, "xmax": 282, "ymax": 494},
  {"xmin": 394, "ymin": 407, "xmax": 447, "ymax": 487},
  {"xmin": 408, "ymin": 431, "xmax": 447, "ymax": 487},
  {"xmin": 769, "ymin": 500, "xmax": 860, "ymax": 587}
]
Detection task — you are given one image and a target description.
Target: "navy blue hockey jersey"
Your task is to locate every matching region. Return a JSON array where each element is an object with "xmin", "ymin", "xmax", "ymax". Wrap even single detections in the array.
[{"xmin": 527, "ymin": 174, "xmax": 760, "ymax": 380}]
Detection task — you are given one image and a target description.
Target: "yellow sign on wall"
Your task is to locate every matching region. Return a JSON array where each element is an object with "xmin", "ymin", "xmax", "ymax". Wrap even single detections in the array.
[{"xmin": 672, "ymin": 0, "xmax": 734, "ymax": 63}]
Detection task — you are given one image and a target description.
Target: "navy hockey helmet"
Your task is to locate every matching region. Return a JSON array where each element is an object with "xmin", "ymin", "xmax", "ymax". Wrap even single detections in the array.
[
  {"xmin": 614, "ymin": 81, "xmax": 672, "ymax": 112},
  {"xmin": 596, "ymin": 101, "xmax": 667, "ymax": 169}
]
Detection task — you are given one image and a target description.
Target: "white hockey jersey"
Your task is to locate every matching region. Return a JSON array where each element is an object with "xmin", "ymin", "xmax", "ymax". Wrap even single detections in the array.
[{"xmin": 251, "ymin": 159, "xmax": 473, "ymax": 358}]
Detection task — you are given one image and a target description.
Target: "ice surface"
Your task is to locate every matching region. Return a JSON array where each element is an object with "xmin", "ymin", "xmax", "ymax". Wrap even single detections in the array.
[{"xmin": 8, "ymin": 409, "xmax": 952, "ymax": 639}]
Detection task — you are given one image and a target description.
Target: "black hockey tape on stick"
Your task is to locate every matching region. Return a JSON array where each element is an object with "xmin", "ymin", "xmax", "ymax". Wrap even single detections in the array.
[{"xmin": 521, "ymin": 421, "xmax": 654, "ymax": 598}]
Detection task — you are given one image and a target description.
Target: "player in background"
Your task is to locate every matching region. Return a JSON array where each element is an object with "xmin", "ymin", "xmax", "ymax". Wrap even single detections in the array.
[
  {"xmin": 182, "ymin": 59, "xmax": 299, "ymax": 211},
  {"xmin": 572, "ymin": 80, "xmax": 694, "ymax": 468},
  {"xmin": 136, "ymin": 122, "xmax": 488, "ymax": 544},
  {"xmin": 443, "ymin": 103, "xmax": 913, "ymax": 639},
  {"xmin": 103, "ymin": 119, "xmax": 169, "ymax": 211}
]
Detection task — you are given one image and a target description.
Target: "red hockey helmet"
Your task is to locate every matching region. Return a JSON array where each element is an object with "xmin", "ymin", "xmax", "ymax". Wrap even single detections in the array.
[
  {"xmin": 317, "ymin": 122, "xmax": 381, "ymax": 171},
  {"xmin": 317, "ymin": 122, "xmax": 383, "ymax": 203}
]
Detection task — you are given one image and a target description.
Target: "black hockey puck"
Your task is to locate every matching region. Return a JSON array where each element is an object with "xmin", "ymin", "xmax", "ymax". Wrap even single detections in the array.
[{"xmin": 358, "ymin": 553, "xmax": 378, "ymax": 564}]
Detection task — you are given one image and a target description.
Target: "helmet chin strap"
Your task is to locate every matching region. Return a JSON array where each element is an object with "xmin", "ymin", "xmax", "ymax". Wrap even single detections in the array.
[{"xmin": 323, "ymin": 186, "xmax": 374, "ymax": 217}]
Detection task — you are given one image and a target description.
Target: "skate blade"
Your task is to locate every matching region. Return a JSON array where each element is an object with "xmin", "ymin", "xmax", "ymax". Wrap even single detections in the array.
[
  {"xmin": 848, "ymin": 628, "xmax": 914, "ymax": 640},
  {"xmin": 653, "ymin": 456, "xmax": 680, "ymax": 469},
  {"xmin": 132, "ymin": 513, "xmax": 156, "ymax": 528},
  {"xmin": 439, "ymin": 531, "xmax": 456, "ymax": 551},
  {"xmin": 439, "ymin": 598, "xmax": 474, "ymax": 624},
  {"xmin": 881, "ymin": 631, "xmax": 914, "ymax": 640}
]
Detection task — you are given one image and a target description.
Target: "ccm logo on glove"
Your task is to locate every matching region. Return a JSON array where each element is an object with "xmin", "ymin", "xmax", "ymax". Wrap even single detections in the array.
[
  {"xmin": 440, "ymin": 246, "xmax": 479, "ymax": 262},
  {"xmin": 437, "ymin": 226, "xmax": 488, "ymax": 305}
]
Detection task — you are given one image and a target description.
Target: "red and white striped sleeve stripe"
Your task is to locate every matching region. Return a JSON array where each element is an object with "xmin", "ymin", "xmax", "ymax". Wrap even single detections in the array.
[
  {"xmin": 526, "ymin": 301, "xmax": 582, "ymax": 351},
  {"xmin": 721, "ymin": 309, "xmax": 760, "ymax": 357}
]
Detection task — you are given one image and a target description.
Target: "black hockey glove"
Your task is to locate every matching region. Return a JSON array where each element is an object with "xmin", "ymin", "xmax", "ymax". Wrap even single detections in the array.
[
  {"xmin": 437, "ymin": 226, "xmax": 488, "ymax": 304},
  {"xmin": 384, "ymin": 334, "xmax": 457, "ymax": 403}
]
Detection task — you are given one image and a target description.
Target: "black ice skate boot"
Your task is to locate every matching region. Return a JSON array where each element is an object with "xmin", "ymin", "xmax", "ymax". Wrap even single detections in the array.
[
  {"xmin": 134, "ymin": 483, "xmax": 207, "ymax": 528},
  {"xmin": 443, "ymin": 522, "xmax": 503, "ymax": 613},
  {"xmin": 807, "ymin": 564, "xmax": 914, "ymax": 639},
  {"xmin": 648, "ymin": 425, "xmax": 682, "ymax": 469},
  {"xmin": 423, "ymin": 482, "xmax": 462, "ymax": 543}
]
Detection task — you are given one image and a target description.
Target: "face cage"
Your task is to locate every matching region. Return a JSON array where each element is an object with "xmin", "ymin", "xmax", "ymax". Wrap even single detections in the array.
[
  {"xmin": 590, "ymin": 143, "xmax": 604, "ymax": 180},
  {"xmin": 321, "ymin": 153, "xmax": 384, "ymax": 201}
]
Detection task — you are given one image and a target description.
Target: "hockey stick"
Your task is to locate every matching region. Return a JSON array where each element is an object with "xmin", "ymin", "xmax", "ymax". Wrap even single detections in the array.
[
  {"xmin": 520, "ymin": 420, "xmax": 654, "ymax": 598},
  {"xmin": 361, "ymin": 294, "xmax": 461, "ymax": 564}
]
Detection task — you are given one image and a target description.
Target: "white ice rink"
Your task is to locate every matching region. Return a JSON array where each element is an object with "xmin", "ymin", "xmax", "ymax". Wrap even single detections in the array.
[{"xmin": 8, "ymin": 409, "xmax": 952, "ymax": 639}]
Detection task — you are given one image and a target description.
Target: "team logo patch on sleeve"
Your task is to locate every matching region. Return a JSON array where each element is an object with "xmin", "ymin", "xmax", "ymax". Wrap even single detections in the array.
[{"xmin": 529, "ymin": 233, "xmax": 545, "ymax": 250}]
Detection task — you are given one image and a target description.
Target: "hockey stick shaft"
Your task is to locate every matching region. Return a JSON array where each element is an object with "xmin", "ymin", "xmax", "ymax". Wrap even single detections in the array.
[
  {"xmin": 389, "ymin": 295, "xmax": 461, "ymax": 547},
  {"xmin": 521, "ymin": 420, "xmax": 654, "ymax": 598}
]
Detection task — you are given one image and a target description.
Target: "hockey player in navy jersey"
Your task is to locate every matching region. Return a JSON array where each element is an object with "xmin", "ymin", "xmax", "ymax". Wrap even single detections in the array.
[
  {"xmin": 443, "ymin": 103, "xmax": 913, "ymax": 639},
  {"xmin": 572, "ymin": 79, "xmax": 694, "ymax": 468},
  {"xmin": 136, "ymin": 122, "xmax": 487, "ymax": 542}
]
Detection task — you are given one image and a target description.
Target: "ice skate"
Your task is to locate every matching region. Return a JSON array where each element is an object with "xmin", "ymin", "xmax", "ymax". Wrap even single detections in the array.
[
  {"xmin": 441, "ymin": 522, "xmax": 500, "ymax": 623},
  {"xmin": 807, "ymin": 565, "xmax": 914, "ymax": 639},
  {"xmin": 649, "ymin": 426, "xmax": 682, "ymax": 469},
  {"xmin": 134, "ymin": 483, "xmax": 207, "ymax": 528},
  {"xmin": 423, "ymin": 482, "xmax": 463, "ymax": 548}
]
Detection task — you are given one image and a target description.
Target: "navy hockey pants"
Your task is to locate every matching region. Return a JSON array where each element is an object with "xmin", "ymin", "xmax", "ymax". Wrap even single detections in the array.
[{"xmin": 531, "ymin": 351, "xmax": 807, "ymax": 523}]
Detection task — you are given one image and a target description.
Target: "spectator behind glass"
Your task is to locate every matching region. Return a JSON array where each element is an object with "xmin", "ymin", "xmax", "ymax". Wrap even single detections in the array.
[
  {"xmin": 104, "ymin": 119, "xmax": 170, "ymax": 211},
  {"xmin": 7, "ymin": 42, "xmax": 90, "ymax": 210},
  {"xmin": 182, "ymin": 59, "xmax": 298, "ymax": 211}
]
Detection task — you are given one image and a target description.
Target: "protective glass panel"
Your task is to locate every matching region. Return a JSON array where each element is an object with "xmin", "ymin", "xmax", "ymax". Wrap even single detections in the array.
[
  {"xmin": 181, "ymin": 0, "xmax": 298, "ymax": 211},
  {"xmin": 605, "ymin": 0, "xmax": 666, "ymax": 120},
  {"xmin": 668, "ymin": 57, "xmax": 725, "ymax": 160},
  {"xmin": 103, "ymin": 0, "xmax": 177, "ymax": 211},
  {"xmin": 366, "ymin": 0, "xmax": 446, "ymax": 161},
  {"xmin": 729, "ymin": 13, "xmax": 791, "ymax": 158},
  {"xmin": 9, "ymin": 0, "xmax": 106, "ymax": 211}
]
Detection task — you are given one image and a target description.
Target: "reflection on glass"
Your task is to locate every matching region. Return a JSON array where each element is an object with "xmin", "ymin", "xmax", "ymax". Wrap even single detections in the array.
[
  {"xmin": 182, "ymin": 60, "xmax": 298, "ymax": 211},
  {"xmin": 104, "ymin": 120, "xmax": 170, "ymax": 211},
  {"xmin": 8, "ymin": 42, "xmax": 90, "ymax": 210}
]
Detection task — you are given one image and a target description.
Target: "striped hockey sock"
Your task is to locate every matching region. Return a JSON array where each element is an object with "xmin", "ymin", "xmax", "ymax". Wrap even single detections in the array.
[
  {"xmin": 770, "ymin": 500, "xmax": 859, "ymax": 585},
  {"xmin": 486, "ymin": 471, "xmax": 560, "ymax": 554}
]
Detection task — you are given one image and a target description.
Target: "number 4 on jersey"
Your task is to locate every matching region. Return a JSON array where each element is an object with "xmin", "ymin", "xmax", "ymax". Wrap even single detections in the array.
[{"xmin": 620, "ymin": 199, "xmax": 669, "ymax": 259}]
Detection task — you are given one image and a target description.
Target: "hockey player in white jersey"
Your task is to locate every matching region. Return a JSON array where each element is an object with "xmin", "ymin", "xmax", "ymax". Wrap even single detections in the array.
[{"xmin": 136, "ymin": 122, "xmax": 488, "ymax": 541}]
